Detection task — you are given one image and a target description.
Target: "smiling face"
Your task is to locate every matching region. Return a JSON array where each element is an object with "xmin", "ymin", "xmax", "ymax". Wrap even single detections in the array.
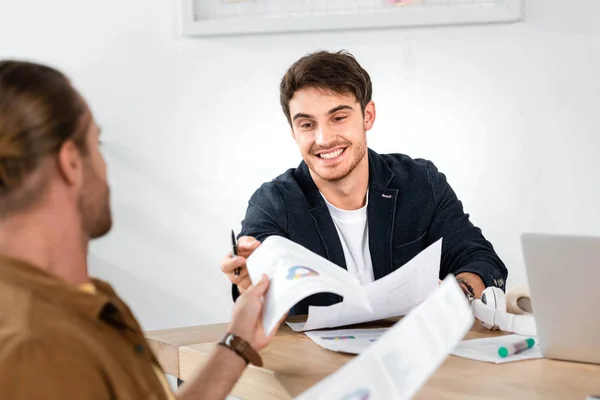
[{"xmin": 289, "ymin": 87, "xmax": 375, "ymax": 182}]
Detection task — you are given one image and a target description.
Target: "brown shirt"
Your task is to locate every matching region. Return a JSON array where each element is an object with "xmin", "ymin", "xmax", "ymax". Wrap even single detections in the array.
[{"xmin": 0, "ymin": 255, "xmax": 174, "ymax": 399}]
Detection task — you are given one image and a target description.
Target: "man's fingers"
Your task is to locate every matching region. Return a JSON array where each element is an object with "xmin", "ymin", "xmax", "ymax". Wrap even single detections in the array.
[
  {"xmin": 230, "ymin": 269, "xmax": 249, "ymax": 282},
  {"xmin": 237, "ymin": 236, "xmax": 260, "ymax": 248},
  {"xmin": 237, "ymin": 236, "xmax": 260, "ymax": 256},
  {"xmin": 236, "ymin": 276, "xmax": 252, "ymax": 292},
  {"xmin": 246, "ymin": 274, "xmax": 270, "ymax": 297},
  {"xmin": 220, "ymin": 255, "xmax": 247, "ymax": 274}
]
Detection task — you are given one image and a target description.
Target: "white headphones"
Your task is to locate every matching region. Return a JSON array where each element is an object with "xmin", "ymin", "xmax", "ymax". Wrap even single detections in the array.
[{"xmin": 471, "ymin": 286, "xmax": 538, "ymax": 337}]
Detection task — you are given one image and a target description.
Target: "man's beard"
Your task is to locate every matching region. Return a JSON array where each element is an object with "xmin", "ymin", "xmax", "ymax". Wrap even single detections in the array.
[
  {"xmin": 79, "ymin": 166, "xmax": 112, "ymax": 239},
  {"xmin": 308, "ymin": 138, "xmax": 368, "ymax": 182}
]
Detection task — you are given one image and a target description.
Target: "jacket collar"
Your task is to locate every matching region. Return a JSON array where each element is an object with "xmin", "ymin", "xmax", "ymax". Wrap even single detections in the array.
[
  {"xmin": 294, "ymin": 148, "xmax": 395, "ymax": 209},
  {"xmin": 293, "ymin": 148, "xmax": 397, "ymax": 279}
]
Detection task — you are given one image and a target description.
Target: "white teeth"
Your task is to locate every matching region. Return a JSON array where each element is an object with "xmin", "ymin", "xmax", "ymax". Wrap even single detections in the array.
[{"xmin": 319, "ymin": 148, "xmax": 344, "ymax": 159}]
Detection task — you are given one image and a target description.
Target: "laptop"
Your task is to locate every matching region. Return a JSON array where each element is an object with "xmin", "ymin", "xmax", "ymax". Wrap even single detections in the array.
[{"xmin": 521, "ymin": 233, "xmax": 600, "ymax": 365}]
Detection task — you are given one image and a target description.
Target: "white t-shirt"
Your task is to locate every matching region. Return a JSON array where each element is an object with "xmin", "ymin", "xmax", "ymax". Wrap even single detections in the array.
[{"xmin": 321, "ymin": 192, "xmax": 374, "ymax": 285}]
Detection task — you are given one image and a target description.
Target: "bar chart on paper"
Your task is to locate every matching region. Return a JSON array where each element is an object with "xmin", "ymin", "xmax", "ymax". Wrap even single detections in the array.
[{"xmin": 182, "ymin": 0, "xmax": 523, "ymax": 36}]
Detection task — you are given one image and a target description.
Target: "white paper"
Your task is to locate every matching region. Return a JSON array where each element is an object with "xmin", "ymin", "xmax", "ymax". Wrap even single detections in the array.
[
  {"xmin": 451, "ymin": 334, "xmax": 543, "ymax": 364},
  {"xmin": 294, "ymin": 275, "xmax": 474, "ymax": 400},
  {"xmin": 246, "ymin": 236, "xmax": 372, "ymax": 335},
  {"xmin": 288, "ymin": 239, "xmax": 442, "ymax": 332},
  {"xmin": 305, "ymin": 328, "xmax": 389, "ymax": 355}
]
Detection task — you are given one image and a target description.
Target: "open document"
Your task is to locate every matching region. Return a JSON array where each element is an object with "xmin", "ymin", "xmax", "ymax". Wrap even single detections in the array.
[
  {"xmin": 294, "ymin": 276, "xmax": 474, "ymax": 400},
  {"xmin": 305, "ymin": 328, "xmax": 389, "ymax": 355},
  {"xmin": 246, "ymin": 236, "xmax": 372, "ymax": 335},
  {"xmin": 287, "ymin": 238, "xmax": 442, "ymax": 332},
  {"xmin": 247, "ymin": 236, "xmax": 441, "ymax": 335}
]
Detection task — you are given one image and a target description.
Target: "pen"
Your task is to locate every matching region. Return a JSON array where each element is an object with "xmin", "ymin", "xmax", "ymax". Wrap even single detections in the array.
[
  {"xmin": 231, "ymin": 230, "xmax": 240, "ymax": 277},
  {"xmin": 498, "ymin": 337, "xmax": 535, "ymax": 358}
]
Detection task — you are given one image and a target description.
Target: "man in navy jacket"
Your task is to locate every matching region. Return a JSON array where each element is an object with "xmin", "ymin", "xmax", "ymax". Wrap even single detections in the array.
[{"xmin": 221, "ymin": 50, "xmax": 507, "ymax": 316}]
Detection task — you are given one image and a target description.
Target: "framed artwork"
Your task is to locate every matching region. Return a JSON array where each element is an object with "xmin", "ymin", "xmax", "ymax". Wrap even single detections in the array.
[{"xmin": 178, "ymin": 0, "xmax": 524, "ymax": 37}]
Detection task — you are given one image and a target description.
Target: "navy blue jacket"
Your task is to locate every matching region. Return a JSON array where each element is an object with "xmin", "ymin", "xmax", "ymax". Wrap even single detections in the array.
[{"xmin": 233, "ymin": 149, "xmax": 507, "ymax": 315}]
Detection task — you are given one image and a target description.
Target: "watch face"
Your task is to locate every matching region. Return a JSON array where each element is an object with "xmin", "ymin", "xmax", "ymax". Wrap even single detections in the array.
[{"xmin": 225, "ymin": 334, "xmax": 235, "ymax": 346}]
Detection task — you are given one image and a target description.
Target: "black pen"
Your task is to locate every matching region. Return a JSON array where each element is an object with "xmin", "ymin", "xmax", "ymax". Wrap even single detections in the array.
[{"xmin": 231, "ymin": 229, "xmax": 240, "ymax": 277}]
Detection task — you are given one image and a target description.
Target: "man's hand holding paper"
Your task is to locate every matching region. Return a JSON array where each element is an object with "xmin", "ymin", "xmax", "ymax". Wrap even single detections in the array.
[{"xmin": 221, "ymin": 236, "xmax": 261, "ymax": 293}]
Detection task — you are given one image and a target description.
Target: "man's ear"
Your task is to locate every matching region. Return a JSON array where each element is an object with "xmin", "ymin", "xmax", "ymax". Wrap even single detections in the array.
[
  {"xmin": 57, "ymin": 140, "xmax": 83, "ymax": 188},
  {"xmin": 363, "ymin": 101, "xmax": 376, "ymax": 131}
]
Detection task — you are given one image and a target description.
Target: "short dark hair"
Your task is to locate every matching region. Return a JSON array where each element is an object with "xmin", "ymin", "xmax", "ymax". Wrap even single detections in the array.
[
  {"xmin": 0, "ymin": 60, "xmax": 88, "ymax": 217},
  {"xmin": 279, "ymin": 50, "xmax": 373, "ymax": 125}
]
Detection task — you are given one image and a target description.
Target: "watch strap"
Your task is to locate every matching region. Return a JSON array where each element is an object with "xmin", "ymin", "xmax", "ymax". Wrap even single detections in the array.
[
  {"xmin": 457, "ymin": 278, "xmax": 476, "ymax": 301},
  {"xmin": 218, "ymin": 332, "xmax": 263, "ymax": 367}
]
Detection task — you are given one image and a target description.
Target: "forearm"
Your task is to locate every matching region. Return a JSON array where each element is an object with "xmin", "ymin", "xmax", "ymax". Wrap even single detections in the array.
[
  {"xmin": 453, "ymin": 255, "xmax": 507, "ymax": 291},
  {"xmin": 176, "ymin": 346, "xmax": 246, "ymax": 400}
]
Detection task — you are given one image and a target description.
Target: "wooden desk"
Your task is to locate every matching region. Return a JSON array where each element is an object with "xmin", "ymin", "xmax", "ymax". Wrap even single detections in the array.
[{"xmin": 146, "ymin": 321, "xmax": 600, "ymax": 399}]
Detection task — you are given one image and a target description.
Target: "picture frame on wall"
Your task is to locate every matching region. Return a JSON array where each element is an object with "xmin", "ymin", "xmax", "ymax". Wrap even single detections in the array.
[{"xmin": 178, "ymin": 0, "xmax": 524, "ymax": 37}]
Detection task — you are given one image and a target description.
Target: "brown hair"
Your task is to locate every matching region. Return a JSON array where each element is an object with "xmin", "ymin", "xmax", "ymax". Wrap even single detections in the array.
[
  {"xmin": 0, "ymin": 60, "xmax": 88, "ymax": 216},
  {"xmin": 279, "ymin": 50, "xmax": 373, "ymax": 125}
]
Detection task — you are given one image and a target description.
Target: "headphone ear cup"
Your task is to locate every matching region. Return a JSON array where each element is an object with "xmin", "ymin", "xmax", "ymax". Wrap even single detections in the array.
[
  {"xmin": 482, "ymin": 287, "xmax": 507, "ymax": 313},
  {"xmin": 472, "ymin": 299, "xmax": 497, "ymax": 330},
  {"xmin": 474, "ymin": 288, "xmax": 538, "ymax": 336}
]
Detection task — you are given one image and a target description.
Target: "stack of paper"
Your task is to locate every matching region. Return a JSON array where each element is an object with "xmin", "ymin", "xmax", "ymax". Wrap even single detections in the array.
[{"xmin": 294, "ymin": 276, "xmax": 474, "ymax": 400}]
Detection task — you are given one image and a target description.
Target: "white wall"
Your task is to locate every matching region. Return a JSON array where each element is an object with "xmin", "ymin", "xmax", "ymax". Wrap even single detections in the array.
[{"xmin": 1, "ymin": 0, "xmax": 599, "ymax": 331}]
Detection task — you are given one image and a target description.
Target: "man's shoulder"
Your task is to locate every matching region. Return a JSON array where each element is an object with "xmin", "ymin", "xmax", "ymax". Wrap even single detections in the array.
[
  {"xmin": 0, "ymin": 283, "xmax": 67, "ymax": 361},
  {"xmin": 249, "ymin": 167, "xmax": 305, "ymax": 203},
  {"xmin": 0, "ymin": 280, "xmax": 35, "ymax": 337},
  {"xmin": 377, "ymin": 151, "xmax": 431, "ymax": 171},
  {"xmin": 374, "ymin": 151, "xmax": 436, "ymax": 183},
  {"xmin": 0, "ymin": 279, "xmax": 98, "ymax": 347}
]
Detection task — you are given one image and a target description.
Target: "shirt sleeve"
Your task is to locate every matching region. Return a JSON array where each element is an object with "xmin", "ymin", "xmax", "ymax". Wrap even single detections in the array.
[
  {"xmin": 232, "ymin": 182, "xmax": 288, "ymax": 301},
  {"xmin": 0, "ymin": 335, "xmax": 111, "ymax": 400},
  {"xmin": 426, "ymin": 160, "xmax": 508, "ymax": 290},
  {"xmin": 240, "ymin": 182, "xmax": 288, "ymax": 243}
]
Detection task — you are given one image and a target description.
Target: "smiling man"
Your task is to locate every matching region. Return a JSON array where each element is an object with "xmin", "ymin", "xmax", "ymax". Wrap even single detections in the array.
[{"xmin": 221, "ymin": 50, "xmax": 508, "ymax": 315}]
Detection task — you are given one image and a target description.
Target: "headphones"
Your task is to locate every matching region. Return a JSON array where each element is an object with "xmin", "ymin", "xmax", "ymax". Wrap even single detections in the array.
[{"xmin": 471, "ymin": 286, "xmax": 538, "ymax": 337}]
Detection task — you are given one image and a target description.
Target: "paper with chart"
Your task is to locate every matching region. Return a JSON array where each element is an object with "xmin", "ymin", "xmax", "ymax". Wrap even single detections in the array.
[
  {"xmin": 287, "ymin": 239, "xmax": 442, "ymax": 332},
  {"xmin": 246, "ymin": 236, "xmax": 372, "ymax": 335},
  {"xmin": 451, "ymin": 334, "xmax": 543, "ymax": 364},
  {"xmin": 294, "ymin": 276, "xmax": 475, "ymax": 400},
  {"xmin": 305, "ymin": 328, "xmax": 389, "ymax": 355}
]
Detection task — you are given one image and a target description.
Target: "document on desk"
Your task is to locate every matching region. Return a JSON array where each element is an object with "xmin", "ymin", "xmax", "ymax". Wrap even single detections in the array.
[
  {"xmin": 305, "ymin": 328, "xmax": 389, "ymax": 355},
  {"xmin": 294, "ymin": 275, "xmax": 474, "ymax": 400},
  {"xmin": 246, "ymin": 236, "xmax": 372, "ymax": 335},
  {"xmin": 451, "ymin": 334, "xmax": 543, "ymax": 364},
  {"xmin": 287, "ymin": 239, "xmax": 442, "ymax": 332}
]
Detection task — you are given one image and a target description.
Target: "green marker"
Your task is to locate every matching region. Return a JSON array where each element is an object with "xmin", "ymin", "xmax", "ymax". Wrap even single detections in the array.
[{"xmin": 498, "ymin": 337, "xmax": 536, "ymax": 358}]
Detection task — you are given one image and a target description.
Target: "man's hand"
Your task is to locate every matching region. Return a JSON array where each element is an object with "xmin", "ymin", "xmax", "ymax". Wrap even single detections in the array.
[
  {"xmin": 227, "ymin": 274, "xmax": 280, "ymax": 352},
  {"xmin": 220, "ymin": 236, "xmax": 261, "ymax": 293},
  {"xmin": 176, "ymin": 274, "xmax": 278, "ymax": 400}
]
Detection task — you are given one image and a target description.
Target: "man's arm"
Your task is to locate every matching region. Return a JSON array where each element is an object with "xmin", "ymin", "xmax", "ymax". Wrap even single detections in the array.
[
  {"xmin": 230, "ymin": 183, "xmax": 288, "ymax": 300},
  {"xmin": 426, "ymin": 161, "xmax": 508, "ymax": 297},
  {"xmin": 239, "ymin": 183, "xmax": 288, "ymax": 242},
  {"xmin": 175, "ymin": 346, "xmax": 246, "ymax": 400},
  {"xmin": 177, "ymin": 276, "xmax": 278, "ymax": 400}
]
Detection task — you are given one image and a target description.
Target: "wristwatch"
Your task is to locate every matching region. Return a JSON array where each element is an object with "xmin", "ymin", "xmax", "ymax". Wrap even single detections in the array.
[
  {"xmin": 457, "ymin": 278, "xmax": 475, "ymax": 302},
  {"xmin": 218, "ymin": 332, "xmax": 263, "ymax": 367}
]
